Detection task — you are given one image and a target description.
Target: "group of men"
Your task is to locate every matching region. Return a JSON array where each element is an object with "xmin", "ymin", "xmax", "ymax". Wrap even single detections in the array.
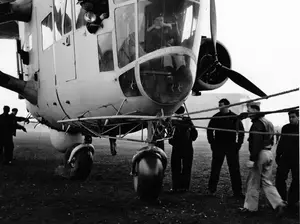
[
  {"xmin": 166, "ymin": 98, "xmax": 298, "ymax": 217},
  {"xmin": 0, "ymin": 105, "xmax": 28, "ymax": 165}
]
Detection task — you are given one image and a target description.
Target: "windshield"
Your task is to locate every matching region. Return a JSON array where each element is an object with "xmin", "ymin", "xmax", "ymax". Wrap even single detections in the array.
[
  {"xmin": 115, "ymin": 0, "xmax": 201, "ymax": 104},
  {"xmin": 115, "ymin": 0, "xmax": 200, "ymax": 68},
  {"xmin": 138, "ymin": 0, "xmax": 199, "ymax": 55}
]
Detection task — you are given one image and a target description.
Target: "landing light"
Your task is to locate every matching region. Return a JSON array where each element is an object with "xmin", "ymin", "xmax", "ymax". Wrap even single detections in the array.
[{"xmin": 84, "ymin": 12, "xmax": 97, "ymax": 23}]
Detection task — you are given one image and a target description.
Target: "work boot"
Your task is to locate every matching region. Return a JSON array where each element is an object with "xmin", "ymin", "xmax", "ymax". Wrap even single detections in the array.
[{"xmin": 238, "ymin": 208, "xmax": 258, "ymax": 217}]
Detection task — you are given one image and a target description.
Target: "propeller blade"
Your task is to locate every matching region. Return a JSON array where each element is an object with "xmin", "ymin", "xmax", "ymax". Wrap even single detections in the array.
[
  {"xmin": 210, "ymin": 0, "xmax": 217, "ymax": 59},
  {"xmin": 219, "ymin": 65, "xmax": 267, "ymax": 97},
  {"xmin": 208, "ymin": 0, "xmax": 267, "ymax": 97}
]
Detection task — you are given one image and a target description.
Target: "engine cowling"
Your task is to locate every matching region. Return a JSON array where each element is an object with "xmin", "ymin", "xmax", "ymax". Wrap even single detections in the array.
[
  {"xmin": 192, "ymin": 37, "xmax": 231, "ymax": 94},
  {"xmin": 49, "ymin": 129, "xmax": 83, "ymax": 153}
]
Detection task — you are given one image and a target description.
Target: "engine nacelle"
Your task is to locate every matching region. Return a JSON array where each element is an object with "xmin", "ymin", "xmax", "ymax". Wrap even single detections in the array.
[
  {"xmin": 192, "ymin": 37, "xmax": 231, "ymax": 94},
  {"xmin": 49, "ymin": 129, "xmax": 83, "ymax": 153}
]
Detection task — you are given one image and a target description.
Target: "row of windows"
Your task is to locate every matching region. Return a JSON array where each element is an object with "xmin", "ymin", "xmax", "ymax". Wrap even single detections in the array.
[
  {"xmin": 41, "ymin": 0, "xmax": 139, "ymax": 50},
  {"xmin": 41, "ymin": 3, "xmax": 114, "ymax": 72},
  {"xmin": 41, "ymin": 0, "xmax": 86, "ymax": 50},
  {"xmin": 41, "ymin": 0, "xmax": 136, "ymax": 50}
]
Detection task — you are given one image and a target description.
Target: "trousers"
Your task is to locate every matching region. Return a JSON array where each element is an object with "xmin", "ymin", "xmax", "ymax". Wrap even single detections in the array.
[
  {"xmin": 208, "ymin": 147, "xmax": 242, "ymax": 194},
  {"xmin": 275, "ymin": 158, "xmax": 299, "ymax": 205},
  {"xmin": 0, "ymin": 135, "xmax": 14, "ymax": 163},
  {"xmin": 244, "ymin": 150, "xmax": 284, "ymax": 211},
  {"xmin": 171, "ymin": 145, "xmax": 193, "ymax": 190}
]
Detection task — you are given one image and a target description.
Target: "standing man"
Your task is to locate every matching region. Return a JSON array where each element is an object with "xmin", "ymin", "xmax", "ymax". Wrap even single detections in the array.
[
  {"xmin": 275, "ymin": 109, "xmax": 299, "ymax": 213},
  {"xmin": 241, "ymin": 102, "xmax": 286, "ymax": 216},
  {"xmin": 0, "ymin": 106, "xmax": 14, "ymax": 164},
  {"xmin": 207, "ymin": 98, "xmax": 244, "ymax": 198},
  {"xmin": 4, "ymin": 108, "xmax": 28, "ymax": 164},
  {"xmin": 169, "ymin": 106, "xmax": 198, "ymax": 193}
]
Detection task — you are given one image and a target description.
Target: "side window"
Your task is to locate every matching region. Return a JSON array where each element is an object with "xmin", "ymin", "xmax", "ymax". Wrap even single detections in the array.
[
  {"xmin": 115, "ymin": 4, "xmax": 135, "ymax": 68},
  {"xmin": 114, "ymin": 0, "xmax": 129, "ymax": 4},
  {"xmin": 97, "ymin": 33, "xmax": 114, "ymax": 72},
  {"xmin": 54, "ymin": 0, "xmax": 64, "ymax": 40},
  {"xmin": 75, "ymin": 2, "xmax": 86, "ymax": 29},
  {"xmin": 28, "ymin": 34, "xmax": 33, "ymax": 51},
  {"xmin": 63, "ymin": 0, "xmax": 72, "ymax": 34},
  {"xmin": 41, "ymin": 13, "xmax": 53, "ymax": 50}
]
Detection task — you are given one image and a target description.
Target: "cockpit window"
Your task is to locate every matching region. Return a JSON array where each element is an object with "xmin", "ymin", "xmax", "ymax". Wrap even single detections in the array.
[
  {"xmin": 98, "ymin": 32, "xmax": 114, "ymax": 72},
  {"xmin": 138, "ymin": 0, "xmax": 199, "ymax": 55},
  {"xmin": 115, "ymin": 4, "xmax": 136, "ymax": 68},
  {"xmin": 63, "ymin": 0, "xmax": 72, "ymax": 34},
  {"xmin": 114, "ymin": 0, "xmax": 130, "ymax": 4},
  {"xmin": 41, "ymin": 13, "xmax": 53, "ymax": 50},
  {"xmin": 75, "ymin": 1, "xmax": 86, "ymax": 29},
  {"xmin": 54, "ymin": 0, "xmax": 64, "ymax": 40}
]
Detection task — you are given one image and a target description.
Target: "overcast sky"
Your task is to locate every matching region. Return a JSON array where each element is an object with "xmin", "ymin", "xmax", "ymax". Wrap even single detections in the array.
[{"xmin": 0, "ymin": 0, "xmax": 299, "ymax": 126}]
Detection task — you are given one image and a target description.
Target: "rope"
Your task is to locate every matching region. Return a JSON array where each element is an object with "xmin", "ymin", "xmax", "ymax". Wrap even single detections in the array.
[
  {"xmin": 188, "ymin": 106, "xmax": 299, "ymax": 121},
  {"xmin": 171, "ymin": 120, "xmax": 299, "ymax": 136},
  {"xmin": 194, "ymin": 125, "xmax": 299, "ymax": 136},
  {"xmin": 184, "ymin": 88, "xmax": 299, "ymax": 117}
]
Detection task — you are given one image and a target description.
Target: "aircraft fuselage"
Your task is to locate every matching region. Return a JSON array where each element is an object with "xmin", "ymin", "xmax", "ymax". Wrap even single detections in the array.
[{"xmin": 16, "ymin": 0, "xmax": 206, "ymax": 133}]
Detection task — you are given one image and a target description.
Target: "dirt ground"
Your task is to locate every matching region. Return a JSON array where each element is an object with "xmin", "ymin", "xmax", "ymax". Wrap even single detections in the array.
[{"xmin": 0, "ymin": 130, "xmax": 299, "ymax": 224}]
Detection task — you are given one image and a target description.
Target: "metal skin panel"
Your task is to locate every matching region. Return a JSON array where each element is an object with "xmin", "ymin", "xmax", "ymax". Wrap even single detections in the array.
[
  {"xmin": 33, "ymin": 0, "xmax": 67, "ymax": 128},
  {"xmin": 53, "ymin": 0, "xmax": 76, "ymax": 84},
  {"xmin": 18, "ymin": 0, "xmax": 204, "ymax": 133}
]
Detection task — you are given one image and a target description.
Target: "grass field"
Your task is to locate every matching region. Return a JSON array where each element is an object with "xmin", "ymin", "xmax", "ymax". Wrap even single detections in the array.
[{"xmin": 0, "ymin": 130, "xmax": 299, "ymax": 224}]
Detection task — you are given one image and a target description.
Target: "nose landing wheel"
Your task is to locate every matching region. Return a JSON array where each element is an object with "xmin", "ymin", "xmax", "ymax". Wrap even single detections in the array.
[{"xmin": 69, "ymin": 149, "xmax": 93, "ymax": 180}]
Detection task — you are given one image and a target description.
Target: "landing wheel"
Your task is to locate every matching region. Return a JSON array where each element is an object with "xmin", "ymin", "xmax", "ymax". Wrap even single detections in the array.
[
  {"xmin": 69, "ymin": 150, "xmax": 93, "ymax": 181},
  {"xmin": 133, "ymin": 155, "xmax": 164, "ymax": 200}
]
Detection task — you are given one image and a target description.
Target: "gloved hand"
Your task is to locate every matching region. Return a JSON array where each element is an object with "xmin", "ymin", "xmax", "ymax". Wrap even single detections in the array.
[{"xmin": 246, "ymin": 161, "xmax": 254, "ymax": 168}]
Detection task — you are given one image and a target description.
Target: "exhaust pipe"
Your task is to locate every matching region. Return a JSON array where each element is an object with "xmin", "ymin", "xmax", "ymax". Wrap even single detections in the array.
[
  {"xmin": 0, "ymin": 0, "xmax": 32, "ymax": 23},
  {"xmin": 0, "ymin": 70, "xmax": 37, "ymax": 105}
]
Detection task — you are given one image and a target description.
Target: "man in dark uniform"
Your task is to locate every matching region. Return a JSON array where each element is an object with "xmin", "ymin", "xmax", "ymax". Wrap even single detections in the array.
[
  {"xmin": 0, "ymin": 106, "xmax": 14, "ymax": 164},
  {"xmin": 5, "ymin": 108, "xmax": 28, "ymax": 164},
  {"xmin": 275, "ymin": 109, "xmax": 299, "ymax": 213},
  {"xmin": 207, "ymin": 98, "xmax": 244, "ymax": 198},
  {"xmin": 169, "ymin": 106, "xmax": 198, "ymax": 193}
]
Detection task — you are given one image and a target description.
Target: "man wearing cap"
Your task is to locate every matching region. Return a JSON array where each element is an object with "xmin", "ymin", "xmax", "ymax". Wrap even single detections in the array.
[
  {"xmin": 240, "ymin": 102, "xmax": 286, "ymax": 216},
  {"xmin": 168, "ymin": 106, "xmax": 198, "ymax": 193},
  {"xmin": 275, "ymin": 109, "xmax": 299, "ymax": 214},
  {"xmin": 207, "ymin": 98, "xmax": 245, "ymax": 198}
]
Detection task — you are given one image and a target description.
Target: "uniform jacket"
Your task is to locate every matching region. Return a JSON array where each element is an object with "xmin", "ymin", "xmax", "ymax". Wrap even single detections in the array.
[
  {"xmin": 276, "ymin": 123, "xmax": 299, "ymax": 163},
  {"xmin": 0, "ymin": 113, "xmax": 14, "ymax": 138},
  {"xmin": 169, "ymin": 117, "xmax": 198, "ymax": 148},
  {"xmin": 248, "ymin": 116, "xmax": 274, "ymax": 162},
  {"xmin": 207, "ymin": 111, "xmax": 244, "ymax": 146}
]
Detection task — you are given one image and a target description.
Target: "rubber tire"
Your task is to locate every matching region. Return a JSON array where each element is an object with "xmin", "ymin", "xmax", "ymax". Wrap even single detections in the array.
[
  {"xmin": 69, "ymin": 150, "xmax": 93, "ymax": 181},
  {"xmin": 135, "ymin": 155, "xmax": 164, "ymax": 200}
]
